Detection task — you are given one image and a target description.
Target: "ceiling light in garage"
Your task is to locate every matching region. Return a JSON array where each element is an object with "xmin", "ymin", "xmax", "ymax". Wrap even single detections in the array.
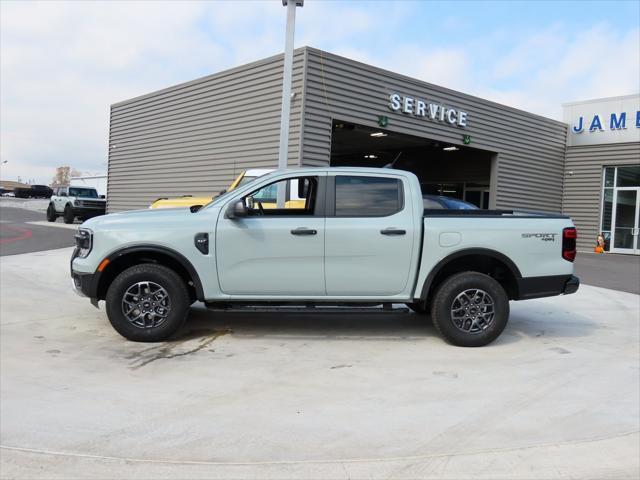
[
  {"xmin": 443, "ymin": 146, "xmax": 459, "ymax": 151},
  {"xmin": 364, "ymin": 154, "xmax": 378, "ymax": 159},
  {"xmin": 370, "ymin": 132, "xmax": 388, "ymax": 137}
]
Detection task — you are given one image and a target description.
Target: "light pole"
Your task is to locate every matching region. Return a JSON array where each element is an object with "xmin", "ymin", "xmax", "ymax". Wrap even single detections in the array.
[{"xmin": 277, "ymin": 0, "xmax": 303, "ymax": 207}]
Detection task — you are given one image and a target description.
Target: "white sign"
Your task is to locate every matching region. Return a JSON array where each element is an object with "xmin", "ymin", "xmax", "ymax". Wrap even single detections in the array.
[
  {"xmin": 563, "ymin": 94, "xmax": 640, "ymax": 146},
  {"xmin": 388, "ymin": 93, "xmax": 468, "ymax": 128}
]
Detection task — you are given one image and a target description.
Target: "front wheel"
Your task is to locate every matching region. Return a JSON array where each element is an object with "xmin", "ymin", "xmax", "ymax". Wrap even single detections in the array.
[
  {"xmin": 46, "ymin": 204, "xmax": 57, "ymax": 222},
  {"xmin": 63, "ymin": 205, "xmax": 75, "ymax": 224},
  {"xmin": 105, "ymin": 264, "xmax": 191, "ymax": 342},
  {"xmin": 431, "ymin": 271, "xmax": 509, "ymax": 347}
]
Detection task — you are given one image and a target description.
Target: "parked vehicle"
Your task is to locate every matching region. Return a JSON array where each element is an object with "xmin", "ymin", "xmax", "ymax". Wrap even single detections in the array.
[
  {"xmin": 71, "ymin": 168, "xmax": 579, "ymax": 346},
  {"xmin": 423, "ymin": 195, "xmax": 478, "ymax": 210},
  {"xmin": 30, "ymin": 185, "xmax": 54, "ymax": 198},
  {"xmin": 149, "ymin": 168, "xmax": 273, "ymax": 209},
  {"xmin": 48, "ymin": 186, "xmax": 106, "ymax": 224}
]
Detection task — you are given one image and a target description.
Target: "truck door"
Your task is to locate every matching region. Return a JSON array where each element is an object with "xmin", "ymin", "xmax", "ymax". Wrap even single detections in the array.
[
  {"xmin": 325, "ymin": 174, "xmax": 415, "ymax": 296},
  {"xmin": 216, "ymin": 174, "xmax": 326, "ymax": 296}
]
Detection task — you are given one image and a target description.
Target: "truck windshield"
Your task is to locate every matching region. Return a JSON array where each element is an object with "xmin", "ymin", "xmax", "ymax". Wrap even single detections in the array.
[
  {"xmin": 69, "ymin": 187, "xmax": 98, "ymax": 198},
  {"xmin": 202, "ymin": 174, "xmax": 264, "ymax": 210}
]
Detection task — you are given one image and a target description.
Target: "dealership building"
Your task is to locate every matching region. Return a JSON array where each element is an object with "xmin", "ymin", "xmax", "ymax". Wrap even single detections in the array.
[{"xmin": 107, "ymin": 47, "xmax": 640, "ymax": 254}]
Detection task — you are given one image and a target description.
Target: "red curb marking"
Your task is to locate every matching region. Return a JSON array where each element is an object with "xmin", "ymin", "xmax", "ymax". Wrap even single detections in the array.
[{"xmin": 0, "ymin": 225, "xmax": 33, "ymax": 245}]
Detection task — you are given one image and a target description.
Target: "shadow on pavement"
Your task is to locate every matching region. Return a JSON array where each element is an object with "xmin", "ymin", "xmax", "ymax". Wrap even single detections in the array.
[{"xmin": 170, "ymin": 302, "xmax": 598, "ymax": 345}]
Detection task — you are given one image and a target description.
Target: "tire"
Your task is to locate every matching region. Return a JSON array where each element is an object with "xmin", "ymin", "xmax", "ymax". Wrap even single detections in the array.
[
  {"xmin": 46, "ymin": 204, "xmax": 57, "ymax": 222},
  {"xmin": 63, "ymin": 205, "xmax": 75, "ymax": 224},
  {"xmin": 105, "ymin": 263, "xmax": 191, "ymax": 342},
  {"xmin": 406, "ymin": 301, "xmax": 427, "ymax": 314},
  {"xmin": 431, "ymin": 271, "xmax": 509, "ymax": 347}
]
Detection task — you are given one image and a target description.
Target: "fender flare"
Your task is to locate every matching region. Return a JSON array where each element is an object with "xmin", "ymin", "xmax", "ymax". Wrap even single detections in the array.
[
  {"xmin": 419, "ymin": 248, "xmax": 522, "ymax": 301},
  {"xmin": 103, "ymin": 245, "xmax": 205, "ymax": 301}
]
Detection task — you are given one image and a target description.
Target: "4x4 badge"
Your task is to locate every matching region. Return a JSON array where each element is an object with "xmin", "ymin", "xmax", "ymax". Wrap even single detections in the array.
[{"xmin": 522, "ymin": 233, "xmax": 556, "ymax": 242}]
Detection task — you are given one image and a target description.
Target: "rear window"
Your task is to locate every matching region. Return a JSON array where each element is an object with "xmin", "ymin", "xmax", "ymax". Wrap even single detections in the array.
[{"xmin": 335, "ymin": 176, "xmax": 403, "ymax": 217}]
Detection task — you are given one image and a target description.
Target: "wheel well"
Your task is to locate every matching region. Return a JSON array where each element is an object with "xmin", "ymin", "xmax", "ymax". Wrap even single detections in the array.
[
  {"xmin": 426, "ymin": 254, "xmax": 520, "ymax": 302},
  {"xmin": 96, "ymin": 251, "xmax": 198, "ymax": 301}
]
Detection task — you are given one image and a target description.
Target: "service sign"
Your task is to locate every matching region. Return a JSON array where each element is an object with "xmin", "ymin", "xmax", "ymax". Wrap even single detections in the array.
[
  {"xmin": 563, "ymin": 94, "xmax": 640, "ymax": 146},
  {"xmin": 388, "ymin": 93, "xmax": 469, "ymax": 128}
]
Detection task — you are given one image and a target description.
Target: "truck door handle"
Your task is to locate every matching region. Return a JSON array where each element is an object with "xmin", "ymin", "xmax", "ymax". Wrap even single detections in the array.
[
  {"xmin": 381, "ymin": 228, "xmax": 406, "ymax": 236},
  {"xmin": 291, "ymin": 228, "xmax": 317, "ymax": 236}
]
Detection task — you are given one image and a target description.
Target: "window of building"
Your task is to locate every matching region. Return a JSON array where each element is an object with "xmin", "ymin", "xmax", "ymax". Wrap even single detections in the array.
[
  {"xmin": 335, "ymin": 176, "xmax": 403, "ymax": 217},
  {"xmin": 600, "ymin": 165, "xmax": 640, "ymax": 253}
]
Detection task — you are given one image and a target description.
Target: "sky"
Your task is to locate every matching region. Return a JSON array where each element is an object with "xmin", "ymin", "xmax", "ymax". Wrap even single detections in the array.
[{"xmin": 1, "ymin": 0, "xmax": 639, "ymax": 184}]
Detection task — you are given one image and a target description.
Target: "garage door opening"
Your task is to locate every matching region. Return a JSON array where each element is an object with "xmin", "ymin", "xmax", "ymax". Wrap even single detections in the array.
[{"xmin": 330, "ymin": 120, "xmax": 495, "ymax": 209}]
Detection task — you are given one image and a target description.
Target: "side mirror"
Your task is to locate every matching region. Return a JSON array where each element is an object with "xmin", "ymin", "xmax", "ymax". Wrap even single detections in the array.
[
  {"xmin": 297, "ymin": 178, "xmax": 310, "ymax": 198},
  {"xmin": 100, "ymin": 195, "xmax": 106, "ymax": 199},
  {"xmin": 226, "ymin": 199, "xmax": 247, "ymax": 219}
]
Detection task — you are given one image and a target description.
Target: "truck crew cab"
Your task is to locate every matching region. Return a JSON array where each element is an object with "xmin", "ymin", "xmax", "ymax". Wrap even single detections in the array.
[
  {"xmin": 71, "ymin": 168, "xmax": 579, "ymax": 347},
  {"xmin": 48, "ymin": 186, "xmax": 106, "ymax": 224}
]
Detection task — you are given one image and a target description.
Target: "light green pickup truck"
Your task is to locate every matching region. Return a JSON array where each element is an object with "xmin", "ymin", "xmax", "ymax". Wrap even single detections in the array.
[{"xmin": 71, "ymin": 167, "xmax": 579, "ymax": 347}]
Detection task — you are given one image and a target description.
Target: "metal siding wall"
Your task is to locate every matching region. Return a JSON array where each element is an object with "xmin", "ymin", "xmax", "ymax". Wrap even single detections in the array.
[
  {"xmin": 300, "ymin": 48, "xmax": 568, "ymax": 212},
  {"xmin": 563, "ymin": 142, "xmax": 640, "ymax": 251},
  {"xmin": 107, "ymin": 51, "xmax": 305, "ymax": 212}
]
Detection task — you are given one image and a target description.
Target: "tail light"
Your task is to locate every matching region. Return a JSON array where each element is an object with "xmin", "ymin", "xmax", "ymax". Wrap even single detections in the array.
[{"xmin": 562, "ymin": 227, "xmax": 577, "ymax": 262}]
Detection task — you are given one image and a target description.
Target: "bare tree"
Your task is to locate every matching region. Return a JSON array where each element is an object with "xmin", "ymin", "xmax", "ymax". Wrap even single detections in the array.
[{"xmin": 51, "ymin": 166, "xmax": 72, "ymax": 187}]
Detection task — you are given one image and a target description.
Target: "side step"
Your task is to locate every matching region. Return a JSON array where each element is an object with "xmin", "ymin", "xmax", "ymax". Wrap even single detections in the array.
[{"xmin": 204, "ymin": 302, "xmax": 409, "ymax": 314}]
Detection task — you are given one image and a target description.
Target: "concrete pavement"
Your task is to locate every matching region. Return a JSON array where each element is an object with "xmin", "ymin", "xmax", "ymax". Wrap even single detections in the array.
[{"xmin": 1, "ymin": 247, "xmax": 639, "ymax": 479}]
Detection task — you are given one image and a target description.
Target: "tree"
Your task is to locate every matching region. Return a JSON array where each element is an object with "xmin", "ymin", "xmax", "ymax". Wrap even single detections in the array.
[{"xmin": 50, "ymin": 166, "xmax": 81, "ymax": 187}]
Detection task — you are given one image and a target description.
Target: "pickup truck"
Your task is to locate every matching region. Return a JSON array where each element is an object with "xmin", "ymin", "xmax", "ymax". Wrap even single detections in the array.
[
  {"xmin": 71, "ymin": 168, "xmax": 579, "ymax": 347},
  {"xmin": 48, "ymin": 186, "xmax": 106, "ymax": 224}
]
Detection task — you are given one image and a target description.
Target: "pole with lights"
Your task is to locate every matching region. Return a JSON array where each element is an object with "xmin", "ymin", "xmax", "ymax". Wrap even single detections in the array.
[{"xmin": 277, "ymin": 0, "xmax": 303, "ymax": 207}]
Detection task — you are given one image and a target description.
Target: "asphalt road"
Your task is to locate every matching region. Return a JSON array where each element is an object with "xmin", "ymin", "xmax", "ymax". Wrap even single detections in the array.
[
  {"xmin": 0, "ymin": 207, "xmax": 77, "ymax": 256},
  {"xmin": 574, "ymin": 251, "xmax": 640, "ymax": 295}
]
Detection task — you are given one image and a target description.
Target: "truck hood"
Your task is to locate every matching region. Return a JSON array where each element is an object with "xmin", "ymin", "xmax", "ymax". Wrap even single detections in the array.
[{"xmin": 81, "ymin": 206, "xmax": 196, "ymax": 230}]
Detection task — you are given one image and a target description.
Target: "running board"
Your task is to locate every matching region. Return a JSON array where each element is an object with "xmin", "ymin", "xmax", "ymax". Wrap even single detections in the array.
[{"xmin": 204, "ymin": 302, "xmax": 409, "ymax": 313}]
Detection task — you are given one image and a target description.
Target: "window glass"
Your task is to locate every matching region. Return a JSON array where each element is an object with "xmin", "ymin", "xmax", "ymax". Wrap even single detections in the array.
[
  {"xmin": 245, "ymin": 177, "xmax": 316, "ymax": 215},
  {"xmin": 616, "ymin": 165, "xmax": 640, "ymax": 187},
  {"xmin": 601, "ymin": 188, "xmax": 613, "ymax": 231},
  {"xmin": 69, "ymin": 187, "xmax": 98, "ymax": 198},
  {"xmin": 335, "ymin": 176, "xmax": 402, "ymax": 217},
  {"xmin": 604, "ymin": 167, "xmax": 615, "ymax": 188}
]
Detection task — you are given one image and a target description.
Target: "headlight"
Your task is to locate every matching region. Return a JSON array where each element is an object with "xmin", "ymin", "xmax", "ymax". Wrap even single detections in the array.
[{"xmin": 74, "ymin": 228, "xmax": 93, "ymax": 258}]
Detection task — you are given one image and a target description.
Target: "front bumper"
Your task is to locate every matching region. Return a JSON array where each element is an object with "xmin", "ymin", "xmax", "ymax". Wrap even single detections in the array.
[
  {"xmin": 70, "ymin": 248, "xmax": 99, "ymax": 299},
  {"xmin": 72, "ymin": 206, "xmax": 105, "ymax": 217}
]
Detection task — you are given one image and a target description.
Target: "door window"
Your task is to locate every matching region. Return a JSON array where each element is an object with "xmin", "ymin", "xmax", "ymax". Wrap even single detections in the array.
[
  {"xmin": 335, "ymin": 176, "xmax": 403, "ymax": 217},
  {"xmin": 244, "ymin": 177, "xmax": 317, "ymax": 216}
]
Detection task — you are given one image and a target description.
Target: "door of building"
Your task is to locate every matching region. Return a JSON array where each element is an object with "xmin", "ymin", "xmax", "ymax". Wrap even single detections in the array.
[{"xmin": 610, "ymin": 187, "xmax": 640, "ymax": 254}]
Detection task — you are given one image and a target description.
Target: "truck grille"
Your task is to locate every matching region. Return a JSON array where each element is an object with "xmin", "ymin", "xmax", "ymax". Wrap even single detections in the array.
[{"xmin": 81, "ymin": 200, "xmax": 104, "ymax": 208}]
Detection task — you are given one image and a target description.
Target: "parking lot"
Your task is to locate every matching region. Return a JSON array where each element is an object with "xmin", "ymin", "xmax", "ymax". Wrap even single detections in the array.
[{"xmin": 1, "ymin": 246, "xmax": 638, "ymax": 479}]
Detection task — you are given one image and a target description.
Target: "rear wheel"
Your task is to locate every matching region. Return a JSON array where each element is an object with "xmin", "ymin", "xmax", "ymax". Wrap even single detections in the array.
[
  {"xmin": 105, "ymin": 264, "xmax": 190, "ymax": 342},
  {"xmin": 46, "ymin": 204, "xmax": 57, "ymax": 222},
  {"xmin": 431, "ymin": 271, "xmax": 509, "ymax": 347},
  {"xmin": 63, "ymin": 205, "xmax": 74, "ymax": 224}
]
